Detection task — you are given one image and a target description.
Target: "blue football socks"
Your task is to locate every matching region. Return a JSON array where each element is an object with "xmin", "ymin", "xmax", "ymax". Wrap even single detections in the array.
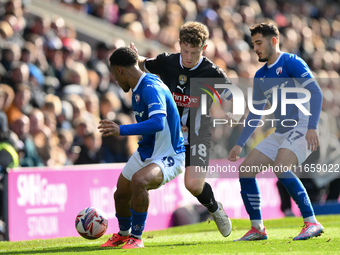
[
  {"xmin": 278, "ymin": 171, "xmax": 315, "ymax": 219},
  {"xmin": 130, "ymin": 209, "xmax": 148, "ymax": 238},
  {"xmin": 239, "ymin": 178, "xmax": 262, "ymax": 220},
  {"xmin": 116, "ymin": 214, "xmax": 132, "ymax": 236}
]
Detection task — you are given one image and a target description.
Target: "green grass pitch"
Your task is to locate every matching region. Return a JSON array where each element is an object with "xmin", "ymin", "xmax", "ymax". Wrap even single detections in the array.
[{"xmin": 1, "ymin": 215, "xmax": 339, "ymax": 254}]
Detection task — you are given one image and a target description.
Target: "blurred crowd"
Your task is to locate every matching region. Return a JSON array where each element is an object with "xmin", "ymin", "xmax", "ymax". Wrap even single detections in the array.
[{"xmin": 0, "ymin": 0, "xmax": 339, "ymax": 193}]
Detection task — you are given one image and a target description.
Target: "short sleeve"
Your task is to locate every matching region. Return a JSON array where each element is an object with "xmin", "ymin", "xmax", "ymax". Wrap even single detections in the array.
[{"xmin": 142, "ymin": 84, "xmax": 167, "ymax": 118}]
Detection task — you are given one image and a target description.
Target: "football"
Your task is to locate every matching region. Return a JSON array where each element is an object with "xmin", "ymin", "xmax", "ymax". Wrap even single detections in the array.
[{"xmin": 75, "ymin": 207, "xmax": 108, "ymax": 239}]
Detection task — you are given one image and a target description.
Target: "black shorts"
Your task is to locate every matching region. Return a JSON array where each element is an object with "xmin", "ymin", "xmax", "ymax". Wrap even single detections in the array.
[{"xmin": 185, "ymin": 140, "xmax": 211, "ymax": 167}]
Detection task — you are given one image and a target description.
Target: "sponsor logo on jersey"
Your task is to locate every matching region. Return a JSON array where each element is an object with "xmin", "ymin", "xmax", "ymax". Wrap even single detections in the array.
[
  {"xmin": 148, "ymin": 102, "xmax": 162, "ymax": 109},
  {"xmin": 276, "ymin": 66, "xmax": 282, "ymax": 76},
  {"xmin": 301, "ymin": 71, "xmax": 309, "ymax": 78},
  {"xmin": 171, "ymin": 92, "xmax": 199, "ymax": 108},
  {"xmin": 177, "ymin": 85, "xmax": 186, "ymax": 93},
  {"xmin": 178, "ymin": 74, "xmax": 187, "ymax": 85},
  {"xmin": 133, "ymin": 111, "xmax": 144, "ymax": 118}
]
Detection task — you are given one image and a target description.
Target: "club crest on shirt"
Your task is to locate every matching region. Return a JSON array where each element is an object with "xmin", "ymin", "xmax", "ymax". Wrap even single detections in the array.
[
  {"xmin": 135, "ymin": 94, "xmax": 140, "ymax": 103},
  {"xmin": 276, "ymin": 66, "xmax": 282, "ymax": 76},
  {"xmin": 178, "ymin": 74, "xmax": 187, "ymax": 85}
]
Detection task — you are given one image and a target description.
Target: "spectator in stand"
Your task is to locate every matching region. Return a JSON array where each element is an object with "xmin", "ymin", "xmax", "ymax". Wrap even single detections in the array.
[
  {"xmin": 72, "ymin": 117, "xmax": 96, "ymax": 150},
  {"xmin": 44, "ymin": 35, "xmax": 64, "ymax": 82},
  {"xmin": 0, "ymin": 85, "xmax": 14, "ymax": 113},
  {"xmin": 20, "ymin": 41, "xmax": 46, "ymax": 88},
  {"xmin": 0, "ymin": 112, "xmax": 19, "ymax": 240},
  {"xmin": 25, "ymin": 34, "xmax": 49, "ymax": 74},
  {"xmin": 56, "ymin": 100, "xmax": 73, "ymax": 130},
  {"xmin": 87, "ymin": 41, "xmax": 113, "ymax": 93},
  {"xmin": 100, "ymin": 113, "xmax": 138, "ymax": 163},
  {"xmin": 57, "ymin": 128, "xmax": 76, "ymax": 165},
  {"xmin": 64, "ymin": 93, "xmax": 92, "ymax": 124},
  {"xmin": 5, "ymin": 82, "xmax": 32, "ymax": 124},
  {"xmin": 28, "ymin": 108, "xmax": 52, "ymax": 166},
  {"xmin": 74, "ymin": 129, "xmax": 103, "ymax": 165},
  {"xmin": 99, "ymin": 91, "xmax": 122, "ymax": 120},
  {"xmin": 78, "ymin": 41, "xmax": 92, "ymax": 65},
  {"xmin": 0, "ymin": 20, "xmax": 14, "ymax": 45},
  {"xmin": 61, "ymin": 61, "xmax": 89, "ymax": 89},
  {"xmin": 0, "ymin": 44, "xmax": 21, "ymax": 73},
  {"xmin": 9, "ymin": 114, "xmax": 43, "ymax": 167},
  {"xmin": 83, "ymin": 88, "xmax": 100, "ymax": 121}
]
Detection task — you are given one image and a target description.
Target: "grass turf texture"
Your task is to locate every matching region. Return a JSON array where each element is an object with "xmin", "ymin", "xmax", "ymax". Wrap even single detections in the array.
[{"xmin": 1, "ymin": 215, "xmax": 339, "ymax": 254}]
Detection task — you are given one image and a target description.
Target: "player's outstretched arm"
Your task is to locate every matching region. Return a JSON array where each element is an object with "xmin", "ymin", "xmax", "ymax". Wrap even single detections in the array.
[
  {"xmin": 130, "ymin": 42, "xmax": 147, "ymax": 72},
  {"xmin": 228, "ymin": 145, "xmax": 242, "ymax": 161},
  {"xmin": 305, "ymin": 129, "xmax": 319, "ymax": 152}
]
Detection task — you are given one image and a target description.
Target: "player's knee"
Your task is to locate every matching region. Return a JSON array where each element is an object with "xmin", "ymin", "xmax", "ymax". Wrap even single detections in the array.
[
  {"xmin": 114, "ymin": 189, "xmax": 130, "ymax": 203},
  {"xmin": 185, "ymin": 178, "xmax": 204, "ymax": 196},
  {"xmin": 131, "ymin": 174, "xmax": 149, "ymax": 192}
]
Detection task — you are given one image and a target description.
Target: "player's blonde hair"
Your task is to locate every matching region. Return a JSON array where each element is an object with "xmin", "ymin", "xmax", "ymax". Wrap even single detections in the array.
[{"xmin": 179, "ymin": 21, "xmax": 209, "ymax": 48}]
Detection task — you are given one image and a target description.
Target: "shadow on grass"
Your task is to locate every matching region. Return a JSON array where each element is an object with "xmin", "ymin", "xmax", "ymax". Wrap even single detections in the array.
[
  {"xmin": 2, "ymin": 240, "xmax": 232, "ymax": 254},
  {"xmin": 2, "ymin": 245, "xmax": 109, "ymax": 254}
]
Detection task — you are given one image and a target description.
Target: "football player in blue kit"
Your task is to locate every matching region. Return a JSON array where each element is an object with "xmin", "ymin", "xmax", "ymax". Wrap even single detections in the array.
[
  {"xmin": 98, "ymin": 47, "xmax": 185, "ymax": 249},
  {"xmin": 228, "ymin": 23, "xmax": 324, "ymax": 241},
  {"xmin": 130, "ymin": 21, "xmax": 233, "ymax": 238}
]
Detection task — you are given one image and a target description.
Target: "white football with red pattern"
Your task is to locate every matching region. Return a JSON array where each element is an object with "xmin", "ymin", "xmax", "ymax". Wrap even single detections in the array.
[{"xmin": 75, "ymin": 207, "xmax": 108, "ymax": 239}]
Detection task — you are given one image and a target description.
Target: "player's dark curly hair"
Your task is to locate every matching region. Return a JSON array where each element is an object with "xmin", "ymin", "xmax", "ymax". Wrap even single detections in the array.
[
  {"xmin": 250, "ymin": 23, "xmax": 279, "ymax": 39},
  {"xmin": 109, "ymin": 47, "xmax": 138, "ymax": 67},
  {"xmin": 179, "ymin": 21, "xmax": 209, "ymax": 48}
]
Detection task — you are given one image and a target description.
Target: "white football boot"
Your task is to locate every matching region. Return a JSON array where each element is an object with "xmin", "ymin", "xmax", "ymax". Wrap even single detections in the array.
[{"xmin": 210, "ymin": 201, "xmax": 232, "ymax": 237}]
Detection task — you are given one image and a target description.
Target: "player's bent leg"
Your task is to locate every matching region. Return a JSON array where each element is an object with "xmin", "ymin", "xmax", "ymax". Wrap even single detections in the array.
[
  {"xmin": 185, "ymin": 167, "xmax": 232, "ymax": 237},
  {"xmin": 115, "ymin": 163, "xmax": 164, "ymax": 249},
  {"xmin": 272, "ymin": 148, "xmax": 298, "ymax": 177},
  {"xmin": 130, "ymin": 163, "xmax": 164, "ymax": 212},
  {"xmin": 274, "ymin": 148, "xmax": 324, "ymax": 240},
  {"xmin": 101, "ymin": 174, "xmax": 132, "ymax": 248},
  {"xmin": 236, "ymin": 149, "xmax": 273, "ymax": 241},
  {"xmin": 184, "ymin": 166, "xmax": 206, "ymax": 196},
  {"xmin": 114, "ymin": 173, "xmax": 133, "ymax": 216},
  {"xmin": 238, "ymin": 149, "xmax": 273, "ymax": 178}
]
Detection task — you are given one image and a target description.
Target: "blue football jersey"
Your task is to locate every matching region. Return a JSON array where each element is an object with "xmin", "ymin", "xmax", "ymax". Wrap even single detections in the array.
[
  {"xmin": 253, "ymin": 52, "xmax": 322, "ymax": 133},
  {"xmin": 132, "ymin": 73, "xmax": 185, "ymax": 161},
  {"xmin": 236, "ymin": 52, "xmax": 322, "ymax": 147}
]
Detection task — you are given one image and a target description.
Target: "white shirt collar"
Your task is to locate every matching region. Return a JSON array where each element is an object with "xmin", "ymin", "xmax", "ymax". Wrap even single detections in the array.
[
  {"xmin": 133, "ymin": 72, "xmax": 147, "ymax": 92},
  {"xmin": 179, "ymin": 55, "xmax": 203, "ymax": 71},
  {"xmin": 267, "ymin": 52, "xmax": 283, "ymax": 68}
]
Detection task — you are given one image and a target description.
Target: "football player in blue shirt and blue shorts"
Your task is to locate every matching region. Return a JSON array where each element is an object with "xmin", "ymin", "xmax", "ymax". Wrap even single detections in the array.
[
  {"xmin": 98, "ymin": 47, "xmax": 185, "ymax": 249},
  {"xmin": 228, "ymin": 23, "xmax": 325, "ymax": 241}
]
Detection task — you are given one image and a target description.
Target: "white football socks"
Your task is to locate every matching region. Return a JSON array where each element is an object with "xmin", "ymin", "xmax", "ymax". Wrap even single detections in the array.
[
  {"xmin": 119, "ymin": 230, "xmax": 130, "ymax": 237},
  {"xmin": 251, "ymin": 220, "xmax": 265, "ymax": 232},
  {"xmin": 303, "ymin": 216, "xmax": 317, "ymax": 224}
]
